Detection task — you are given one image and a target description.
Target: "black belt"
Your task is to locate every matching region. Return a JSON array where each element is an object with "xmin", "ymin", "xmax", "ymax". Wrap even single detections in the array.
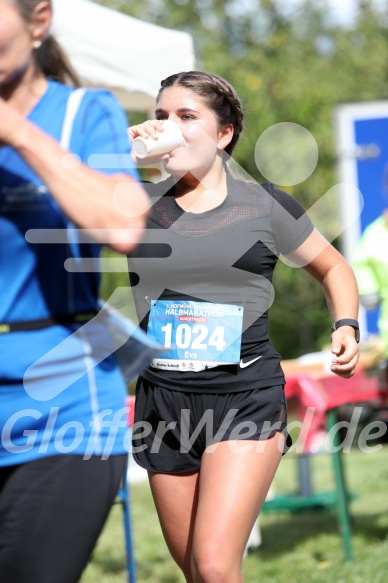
[{"xmin": 0, "ymin": 311, "xmax": 98, "ymax": 334}]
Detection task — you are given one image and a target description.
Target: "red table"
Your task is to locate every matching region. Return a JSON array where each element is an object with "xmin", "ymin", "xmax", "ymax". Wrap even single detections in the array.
[
  {"xmin": 284, "ymin": 368, "xmax": 386, "ymax": 453},
  {"xmin": 262, "ymin": 367, "xmax": 388, "ymax": 561}
]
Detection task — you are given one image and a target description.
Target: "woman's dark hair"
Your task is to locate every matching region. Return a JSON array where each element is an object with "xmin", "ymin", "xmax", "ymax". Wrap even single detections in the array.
[
  {"xmin": 17, "ymin": 0, "xmax": 81, "ymax": 86},
  {"xmin": 157, "ymin": 71, "xmax": 244, "ymax": 155}
]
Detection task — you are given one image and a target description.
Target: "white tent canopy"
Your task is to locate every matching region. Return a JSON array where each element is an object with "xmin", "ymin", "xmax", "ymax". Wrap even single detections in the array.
[{"xmin": 51, "ymin": 0, "xmax": 195, "ymax": 112}]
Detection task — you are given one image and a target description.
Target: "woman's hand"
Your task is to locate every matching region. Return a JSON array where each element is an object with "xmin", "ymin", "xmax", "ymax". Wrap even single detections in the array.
[
  {"xmin": 0, "ymin": 97, "xmax": 25, "ymax": 148},
  {"xmin": 128, "ymin": 119, "xmax": 165, "ymax": 141},
  {"xmin": 330, "ymin": 327, "xmax": 360, "ymax": 378}
]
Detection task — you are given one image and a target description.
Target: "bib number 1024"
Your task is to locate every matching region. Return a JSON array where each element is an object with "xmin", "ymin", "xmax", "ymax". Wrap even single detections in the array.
[{"xmin": 161, "ymin": 323, "xmax": 226, "ymax": 352}]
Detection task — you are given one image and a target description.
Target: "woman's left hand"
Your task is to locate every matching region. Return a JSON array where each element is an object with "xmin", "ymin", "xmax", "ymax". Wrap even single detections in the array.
[{"xmin": 330, "ymin": 327, "xmax": 360, "ymax": 378}]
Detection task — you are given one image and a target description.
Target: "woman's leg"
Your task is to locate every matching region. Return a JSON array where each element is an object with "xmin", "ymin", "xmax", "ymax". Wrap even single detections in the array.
[
  {"xmin": 191, "ymin": 432, "xmax": 284, "ymax": 583},
  {"xmin": 148, "ymin": 470, "xmax": 200, "ymax": 582},
  {"xmin": 0, "ymin": 454, "xmax": 127, "ymax": 583},
  {"xmin": 149, "ymin": 431, "xmax": 284, "ymax": 583}
]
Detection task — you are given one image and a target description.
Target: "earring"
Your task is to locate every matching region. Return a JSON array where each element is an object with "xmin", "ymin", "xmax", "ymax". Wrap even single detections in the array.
[{"xmin": 33, "ymin": 40, "xmax": 42, "ymax": 49}]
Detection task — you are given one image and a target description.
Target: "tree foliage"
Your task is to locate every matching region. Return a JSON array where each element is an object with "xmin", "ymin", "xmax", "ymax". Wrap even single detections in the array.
[{"xmin": 94, "ymin": 0, "xmax": 388, "ymax": 357}]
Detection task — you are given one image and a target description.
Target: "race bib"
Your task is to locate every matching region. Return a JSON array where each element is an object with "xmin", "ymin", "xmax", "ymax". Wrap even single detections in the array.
[{"xmin": 147, "ymin": 300, "xmax": 244, "ymax": 372}]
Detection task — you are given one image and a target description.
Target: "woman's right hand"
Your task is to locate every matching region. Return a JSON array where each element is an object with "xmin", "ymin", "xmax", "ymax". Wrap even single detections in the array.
[
  {"xmin": 0, "ymin": 97, "xmax": 26, "ymax": 149},
  {"xmin": 128, "ymin": 119, "xmax": 165, "ymax": 142}
]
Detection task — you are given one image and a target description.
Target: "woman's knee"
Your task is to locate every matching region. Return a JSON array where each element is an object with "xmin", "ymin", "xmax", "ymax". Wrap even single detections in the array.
[{"xmin": 191, "ymin": 547, "xmax": 241, "ymax": 583}]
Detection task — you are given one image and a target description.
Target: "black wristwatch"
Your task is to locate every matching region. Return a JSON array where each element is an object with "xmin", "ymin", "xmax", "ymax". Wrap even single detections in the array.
[{"xmin": 331, "ymin": 319, "xmax": 360, "ymax": 343}]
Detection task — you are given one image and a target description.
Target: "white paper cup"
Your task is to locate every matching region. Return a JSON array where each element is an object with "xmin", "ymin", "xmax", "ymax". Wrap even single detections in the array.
[{"xmin": 132, "ymin": 120, "xmax": 183, "ymax": 160}]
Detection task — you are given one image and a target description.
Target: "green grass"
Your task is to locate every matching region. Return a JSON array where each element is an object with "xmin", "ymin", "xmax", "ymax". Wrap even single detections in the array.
[{"xmin": 81, "ymin": 445, "xmax": 388, "ymax": 583}]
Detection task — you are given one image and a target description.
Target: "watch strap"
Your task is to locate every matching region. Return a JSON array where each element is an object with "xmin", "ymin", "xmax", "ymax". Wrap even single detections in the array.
[{"xmin": 331, "ymin": 319, "xmax": 360, "ymax": 343}]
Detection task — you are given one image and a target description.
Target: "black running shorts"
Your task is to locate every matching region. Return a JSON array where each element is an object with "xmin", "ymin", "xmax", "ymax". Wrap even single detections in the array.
[{"xmin": 132, "ymin": 378, "xmax": 291, "ymax": 473}]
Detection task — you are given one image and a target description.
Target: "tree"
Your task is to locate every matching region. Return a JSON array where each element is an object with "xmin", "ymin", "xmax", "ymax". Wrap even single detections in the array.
[{"xmin": 94, "ymin": 0, "xmax": 388, "ymax": 356}]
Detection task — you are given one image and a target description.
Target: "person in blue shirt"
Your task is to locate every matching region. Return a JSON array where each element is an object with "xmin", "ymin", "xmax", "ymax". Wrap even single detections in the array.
[{"xmin": 0, "ymin": 1, "xmax": 148, "ymax": 581}]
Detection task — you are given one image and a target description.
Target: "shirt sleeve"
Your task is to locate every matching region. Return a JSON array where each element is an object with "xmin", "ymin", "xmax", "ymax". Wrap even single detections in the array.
[
  {"xmin": 266, "ymin": 183, "xmax": 314, "ymax": 255},
  {"xmin": 69, "ymin": 88, "xmax": 139, "ymax": 180}
]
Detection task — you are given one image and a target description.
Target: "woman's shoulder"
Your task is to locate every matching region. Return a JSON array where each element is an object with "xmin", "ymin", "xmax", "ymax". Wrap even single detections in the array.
[
  {"xmin": 230, "ymin": 177, "xmax": 283, "ymax": 198},
  {"xmin": 46, "ymin": 80, "xmax": 124, "ymax": 114},
  {"xmin": 77, "ymin": 86, "xmax": 126, "ymax": 117},
  {"xmin": 229, "ymin": 176, "xmax": 280, "ymax": 205},
  {"xmin": 230, "ymin": 177, "xmax": 309, "ymax": 221},
  {"xmin": 236, "ymin": 177, "xmax": 303, "ymax": 202},
  {"xmin": 228, "ymin": 174, "xmax": 270, "ymax": 192}
]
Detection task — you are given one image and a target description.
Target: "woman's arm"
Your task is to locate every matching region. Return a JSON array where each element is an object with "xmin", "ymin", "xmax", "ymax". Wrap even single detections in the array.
[
  {"xmin": 0, "ymin": 98, "xmax": 150, "ymax": 254},
  {"xmin": 286, "ymin": 228, "xmax": 360, "ymax": 378}
]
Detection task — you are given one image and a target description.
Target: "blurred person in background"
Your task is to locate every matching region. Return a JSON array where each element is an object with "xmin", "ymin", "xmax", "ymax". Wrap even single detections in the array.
[
  {"xmin": 0, "ymin": 1, "xmax": 148, "ymax": 582},
  {"xmin": 353, "ymin": 206, "xmax": 388, "ymax": 383}
]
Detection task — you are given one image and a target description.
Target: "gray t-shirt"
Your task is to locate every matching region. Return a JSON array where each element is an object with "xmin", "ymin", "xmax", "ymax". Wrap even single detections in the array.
[{"xmin": 128, "ymin": 173, "xmax": 314, "ymax": 393}]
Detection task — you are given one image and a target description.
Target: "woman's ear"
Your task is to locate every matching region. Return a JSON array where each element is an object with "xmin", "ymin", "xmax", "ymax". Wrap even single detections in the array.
[
  {"xmin": 29, "ymin": 1, "xmax": 52, "ymax": 46},
  {"xmin": 218, "ymin": 124, "xmax": 234, "ymax": 152}
]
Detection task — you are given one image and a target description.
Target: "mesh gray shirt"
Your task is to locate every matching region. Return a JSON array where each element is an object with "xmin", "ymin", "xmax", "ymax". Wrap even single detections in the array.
[{"xmin": 128, "ymin": 174, "xmax": 314, "ymax": 393}]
